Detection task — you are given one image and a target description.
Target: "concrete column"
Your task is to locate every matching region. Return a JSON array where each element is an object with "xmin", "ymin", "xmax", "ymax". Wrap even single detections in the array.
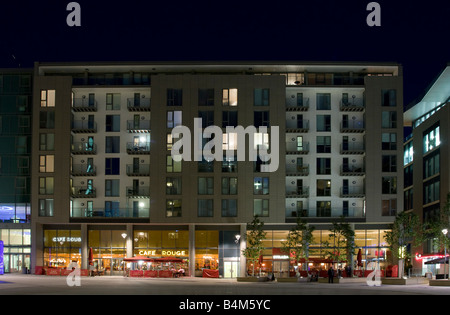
[
  {"xmin": 189, "ymin": 224, "xmax": 195, "ymax": 277},
  {"xmin": 239, "ymin": 223, "xmax": 246, "ymax": 277},
  {"xmin": 81, "ymin": 224, "xmax": 88, "ymax": 270},
  {"xmin": 126, "ymin": 224, "xmax": 133, "ymax": 258}
]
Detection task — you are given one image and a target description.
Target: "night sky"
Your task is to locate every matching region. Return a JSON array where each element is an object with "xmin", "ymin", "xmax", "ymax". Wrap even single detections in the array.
[{"xmin": 0, "ymin": 0, "xmax": 449, "ymax": 105}]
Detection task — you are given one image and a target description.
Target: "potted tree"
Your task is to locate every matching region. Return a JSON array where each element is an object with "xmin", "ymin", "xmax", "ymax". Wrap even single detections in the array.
[
  {"xmin": 280, "ymin": 218, "xmax": 315, "ymax": 282},
  {"xmin": 384, "ymin": 211, "xmax": 421, "ymax": 283},
  {"xmin": 321, "ymin": 217, "xmax": 355, "ymax": 282},
  {"xmin": 238, "ymin": 216, "xmax": 267, "ymax": 282}
]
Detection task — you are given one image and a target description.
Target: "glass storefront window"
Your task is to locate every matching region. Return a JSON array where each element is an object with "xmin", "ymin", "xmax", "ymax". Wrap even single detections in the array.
[{"xmin": 43, "ymin": 229, "xmax": 82, "ymax": 268}]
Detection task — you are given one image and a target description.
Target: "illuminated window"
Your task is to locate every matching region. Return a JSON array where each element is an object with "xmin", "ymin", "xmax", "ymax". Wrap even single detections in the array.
[
  {"xmin": 222, "ymin": 133, "xmax": 237, "ymax": 151},
  {"xmin": 254, "ymin": 199, "xmax": 269, "ymax": 217},
  {"xmin": 254, "ymin": 177, "xmax": 269, "ymax": 195},
  {"xmin": 40, "ymin": 90, "xmax": 55, "ymax": 107},
  {"xmin": 167, "ymin": 111, "xmax": 182, "ymax": 128},
  {"xmin": 39, "ymin": 155, "xmax": 54, "ymax": 172},
  {"xmin": 423, "ymin": 125, "xmax": 440, "ymax": 153},
  {"xmin": 39, "ymin": 177, "xmax": 54, "ymax": 194},
  {"xmin": 222, "ymin": 88, "xmax": 238, "ymax": 106}
]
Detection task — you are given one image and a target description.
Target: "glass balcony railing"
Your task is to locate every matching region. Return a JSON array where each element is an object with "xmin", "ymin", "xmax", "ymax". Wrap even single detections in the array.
[
  {"xmin": 71, "ymin": 207, "xmax": 149, "ymax": 218},
  {"xmin": 72, "ymin": 120, "xmax": 97, "ymax": 133},
  {"xmin": 126, "ymin": 142, "xmax": 150, "ymax": 154},
  {"xmin": 126, "ymin": 186, "xmax": 150, "ymax": 198},
  {"xmin": 126, "ymin": 164, "xmax": 150, "ymax": 176},
  {"xmin": 70, "ymin": 186, "xmax": 96, "ymax": 198},
  {"xmin": 127, "ymin": 98, "xmax": 150, "ymax": 111},
  {"xmin": 71, "ymin": 142, "xmax": 97, "ymax": 154},
  {"xmin": 126, "ymin": 120, "xmax": 150, "ymax": 132},
  {"xmin": 72, "ymin": 98, "xmax": 97, "ymax": 111},
  {"xmin": 71, "ymin": 164, "xmax": 97, "ymax": 176}
]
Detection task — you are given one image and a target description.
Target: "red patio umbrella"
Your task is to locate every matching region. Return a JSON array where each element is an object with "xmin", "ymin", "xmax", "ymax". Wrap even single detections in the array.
[{"xmin": 88, "ymin": 247, "xmax": 94, "ymax": 266}]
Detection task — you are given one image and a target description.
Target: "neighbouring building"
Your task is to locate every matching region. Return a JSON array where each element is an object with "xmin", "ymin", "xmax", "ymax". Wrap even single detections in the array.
[
  {"xmin": 404, "ymin": 64, "xmax": 450, "ymax": 277},
  {"xmin": 0, "ymin": 68, "xmax": 33, "ymax": 273}
]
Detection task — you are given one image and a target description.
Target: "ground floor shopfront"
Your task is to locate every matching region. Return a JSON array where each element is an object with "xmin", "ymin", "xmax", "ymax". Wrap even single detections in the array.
[
  {"xmin": 0, "ymin": 228, "xmax": 31, "ymax": 273},
  {"xmin": 31, "ymin": 223, "xmax": 393, "ymax": 278}
]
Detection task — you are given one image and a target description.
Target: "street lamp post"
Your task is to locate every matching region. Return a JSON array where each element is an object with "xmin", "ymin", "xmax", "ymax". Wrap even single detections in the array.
[
  {"xmin": 234, "ymin": 234, "xmax": 241, "ymax": 278},
  {"xmin": 442, "ymin": 229, "xmax": 448, "ymax": 280}
]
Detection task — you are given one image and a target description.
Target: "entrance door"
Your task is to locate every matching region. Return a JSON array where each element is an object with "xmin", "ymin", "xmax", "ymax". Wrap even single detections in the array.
[
  {"xmin": 10, "ymin": 254, "xmax": 22, "ymax": 273},
  {"xmin": 273, "ymin": 260, "xmax": 289, "ymax": 278},
  {"xmin": 224, "ymin": 261, "xmax": 239, "ymax": 278}
]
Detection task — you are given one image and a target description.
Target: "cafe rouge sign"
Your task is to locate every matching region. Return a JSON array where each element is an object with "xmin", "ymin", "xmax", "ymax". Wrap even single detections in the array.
[{"xmin": 137, "ymin": 250, "xmax": 188, "ymax": 257}]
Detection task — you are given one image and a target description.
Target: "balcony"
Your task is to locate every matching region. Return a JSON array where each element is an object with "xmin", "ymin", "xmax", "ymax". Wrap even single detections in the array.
[
  {"xmin": 126, "ymin": 186, "xmax": 150, "ymax": 198},
  {"xmin": 340, "ymin": 120, "xmax": 365, "ymax": 133},
  {"xmin": 127, "ymin": 120, "xmax": 150, "ymax": 133},
  {"xmin": 340, "ymin": 165, "xmax": 365, "ymax": 176},
  {"xmin": 286, "ymin": 164, "xmax": 309, "ymax": 176},
  {"xmin": 127, "ymin": 98, "xmax": 150, "ymax": 111},
  {"xmin": 71, "ymin": 207, "xmax": 149, "ymax": 218},
  {"xmin": 286, "ymin": 119, "xmax": 309, "ymax": 133},
  {"xmin": 286, "ymin": 141, "xmax": 309, "ymax": 155},
  {"xmin": 71, "ymin": 164, "xmax": 97, "ymax": 176},
  {"xmin": 286, "ymin": 186, "xmax": 309, "ymax": 198},
  {"xmin": 340, "ymin": 97, "xmax": 365, "ymax": 112},
  {"xmin": 72, "ymin": 98, "xmax": 97, "ymax": 112},
  {"xmin": 126, "ymin": 142, "xmax": 150, "ymax": 154},
  {"xmin": 285, "ymin": 209, "xmax": 309, "ymax": 218},
  {"xmin": 340, "ymin": 142, "xmax": 365, "ymax": 155},
  {"xmin": 285, "ymin": 207, "xmax": 365, "ymax": 221},
  {"xmin": 71, "ymin": 186, "xmax": 96, "ymax": 198},
  {"xmin": 126, "ymin": 164, "xmax": 150, "ymax": 176},
  {"xmin": 71, "ymin": 142, "xmax": 97, "ymax": 155},
  {"xmin": 72, "ymin": 120, "xmax": 97, "ymax": 133},
  {"xmin": 340, "ymin": 186, "xmax": 365, "ymax": 198},
  {"xmin": 286, "ymin": 98, "xmax": 310, "ymax": 111}
]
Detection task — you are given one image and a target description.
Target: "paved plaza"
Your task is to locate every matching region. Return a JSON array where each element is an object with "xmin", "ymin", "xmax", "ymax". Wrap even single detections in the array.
[{"xmin": 0, "ymin": 274, "xmax": 449, "ymax": 296}]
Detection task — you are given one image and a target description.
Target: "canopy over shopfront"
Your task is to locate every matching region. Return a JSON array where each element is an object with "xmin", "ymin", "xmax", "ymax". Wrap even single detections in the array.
[
  {"xmin": 154, "ymin": 257, "xmax": 184, "ymax": 263},
  {"xmin": 123, "ymin": 255, "xmax": 155, "ymax": 262},
  {"xmin": 425, "ymin": 257, "xmax": 449, "ymax": 264}
]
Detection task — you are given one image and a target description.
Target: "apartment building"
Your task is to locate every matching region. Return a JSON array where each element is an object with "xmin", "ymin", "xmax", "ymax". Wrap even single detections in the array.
[
  {"xmin": 30, "ymin": 61, "xmax": 403, "ymax": 277},
  {"xmin": 0, "ymin": 68, "xmax": 33, "ymax": 273},
  {"xmin": 404, "ymin": 65, "xmax": 450, "ymax": 276}
]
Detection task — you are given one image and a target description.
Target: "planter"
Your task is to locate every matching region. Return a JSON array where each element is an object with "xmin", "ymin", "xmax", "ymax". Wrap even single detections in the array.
[
  {"xmin": 237, "ymin": 277, "xmax": 269, "ymax": 282},
  {"xmin": 277, "ymin": 277, "xmax": 305, "ymax": 283},
  {"xmin": 382, "ymin": 277, "xmax": 428, "ymax": 285},
  {"xmin": 429, "ymin": 279, "xmax": 450, "ymax": 286}
]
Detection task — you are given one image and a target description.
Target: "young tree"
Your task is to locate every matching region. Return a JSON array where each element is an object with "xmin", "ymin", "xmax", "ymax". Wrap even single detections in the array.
[
  {"xmin": 281, "ymin": 218, "xmax": 315, "ymax": 276},
  {"xmin": 242, "ymin": 216, "xmax": 267, "ymax": 277},
  {"xmin": 322, "ymin": 217, "xmax": 355, "ymax": 268},
  {"xmin": 384, "ymin": 211, "xmax": 421, "ymax": 278},
  {"xmin": 422, "ymin": 194, "xmax": 450, "ymax": 266}
]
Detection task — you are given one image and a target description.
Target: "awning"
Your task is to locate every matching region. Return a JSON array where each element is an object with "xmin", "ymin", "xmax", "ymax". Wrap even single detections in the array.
[
  {"xmin": 154, "ymin": 257, "xmax": 184, "ymax": 263},
  {"xmin": 425, "ymin": 257, "xmax": 449, "ymax": 264},
  {"xmin": 123, "ymin": 255, "xmax": 155, "ymax": 262}
]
